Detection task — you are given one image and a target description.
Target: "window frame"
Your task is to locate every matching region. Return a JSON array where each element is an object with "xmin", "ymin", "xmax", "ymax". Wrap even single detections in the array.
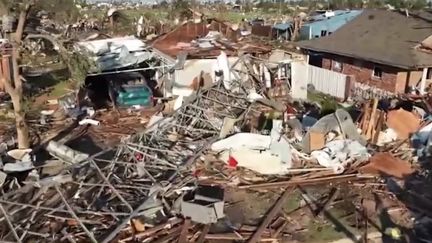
[
  {"xmin": 427, "ymin": 68, "xmax": 432, "ymax": 80},
  {"xmin": 320, "ymin": 30, "xmax": 327, "ymax": 37},
  {"xmin": 352, "ymin": 60, "xmax": 363, "ymax": 70},
  {"xmin": 372, "ymin": 66, "xmax": 383, "ymax": 79},
  {"xmin": 332, "ymin": 60, "xmax": 343, "ymax": 72}
]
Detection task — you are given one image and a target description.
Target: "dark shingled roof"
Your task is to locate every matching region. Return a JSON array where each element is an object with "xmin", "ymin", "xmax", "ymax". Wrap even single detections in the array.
[{"xmin": 297, "ymin": 10, "xmax": 432, "ymax": 69}]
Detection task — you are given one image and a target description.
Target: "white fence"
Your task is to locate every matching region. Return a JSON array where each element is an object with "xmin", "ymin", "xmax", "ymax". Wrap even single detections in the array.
[
  {"xmin": 307, "ymin": 64, "xmax": 348, "ymax": 99},
  {"xmin": 290, "ymin": 62, "xmax": 348, "ymax": 99}
]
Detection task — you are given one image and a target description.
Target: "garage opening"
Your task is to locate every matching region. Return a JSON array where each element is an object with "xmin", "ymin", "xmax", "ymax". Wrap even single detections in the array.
[{"xmin": 81, "ymin": 71, "xmax": 157, "ymax": 109}]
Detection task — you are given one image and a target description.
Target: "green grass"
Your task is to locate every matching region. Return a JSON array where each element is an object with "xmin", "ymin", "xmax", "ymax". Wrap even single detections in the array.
[
  {"xmin": 49, "ymin": 81, "xmax": 71, "ymax": 98},
  {"xmin": 305, "ymin": 220, "xmax": 349, "ymax": 243},
  {"xmin": 283, "ymin": 190, "xmax": 302, "ymax": 212}
]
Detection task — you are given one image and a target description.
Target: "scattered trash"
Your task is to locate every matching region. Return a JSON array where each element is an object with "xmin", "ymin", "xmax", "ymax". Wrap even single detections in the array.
[
  {"xmin": 311, "ymin": 139, "xmax": 369, "ymax": 173},
  {"xmin": 40, "ymin": 110, "xmax": 55, "ymax": 116},
  {"xmin": 219, "ymin": 117, "xmax": 238, "ymax": 139},
  {"xmin": 45, "ymin": 141, "xmax": 89, "ymax": 164},
  {"xmin": 78, "ymin": 118, "xmax": 100, "ymax": 126},
  {"xmin": 7, "ymin": 149, "xmax": 33, "ymax": 162},
  {"xmin": 303, "ymin": 109, "xmax": 366, "ymax": 153},
  {"xmin": 3, "ymin": 161, "xmax": 34, "ymax": 172},
  {"xmin": 181, "ymin": 185, "xmax": 225, "ymax": 224},
  {"xmin": 0, "ymin": 171, "xmax": 6, "ymax": 187},
  {"xmin": 375, "ymin": 128, "xmax": 398, "ymax": 146},
  {"xmin": 174, "ymin": 95, "xmax": 184, "ymax": 110}
]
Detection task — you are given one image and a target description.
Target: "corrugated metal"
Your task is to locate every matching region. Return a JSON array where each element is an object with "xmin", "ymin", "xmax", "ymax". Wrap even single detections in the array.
[
  {"xmin": 307, "ymin": 64, "xmax": 347, "ymax": 99},
  {"xmin": 251, "ymin": 25, "xmax": 273, "ymax": 38}
]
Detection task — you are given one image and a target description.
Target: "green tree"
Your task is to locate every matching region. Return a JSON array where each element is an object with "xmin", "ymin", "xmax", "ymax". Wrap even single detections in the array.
[
  {"xmin": 408, "ymin": 0, "xmax": 427, "ymax": 9},
  {"xmin": 0, "ymin": 0, "xmax": 81, "ymax": 149},
  {"xmin": 170, "ymin": 0, "xmax": 192, "ymax": 20},
  {"xmin": 33, "ymin": 0, "xmax": 80, "ymax": 22}
]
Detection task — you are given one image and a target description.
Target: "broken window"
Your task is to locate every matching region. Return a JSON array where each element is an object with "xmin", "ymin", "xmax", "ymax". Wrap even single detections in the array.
[
  {"xmin": 321, "ymin": 30, "xmax": 327, "ymax": 36},
  {"xmin": 354, "ymin": 60, "xmax": 363, "ymax": 68},
  {"xmin": 427, "ymin": 68, "xmax": 432, "ymax": 80},
  {"xmin": 332, "ymin": 60, "xmax": 342, "ymax": 72},
  {"xmin": 353, "ymin": 60, "xmax": 363, "ymax": 70},
  {"xmin": 373, "ymin": 66, "xmax": 383, "ymax": 79}
]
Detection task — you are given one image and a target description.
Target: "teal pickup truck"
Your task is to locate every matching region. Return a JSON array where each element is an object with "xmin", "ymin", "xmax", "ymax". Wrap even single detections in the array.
[{"xmin": 116, "ymin": 83, "xmax": 153, "ymax": 107}]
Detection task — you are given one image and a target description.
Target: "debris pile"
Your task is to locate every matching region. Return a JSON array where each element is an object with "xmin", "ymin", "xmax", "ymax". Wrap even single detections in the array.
[{"xmin": 1, "ymin": 73, "xmax": 431, "ymax": 242}]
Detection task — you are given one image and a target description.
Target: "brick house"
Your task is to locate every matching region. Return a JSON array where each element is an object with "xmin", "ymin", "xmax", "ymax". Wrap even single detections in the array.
[{"xmin": 297, "ymin": 10, "xmax": 432, "ymax": 95}]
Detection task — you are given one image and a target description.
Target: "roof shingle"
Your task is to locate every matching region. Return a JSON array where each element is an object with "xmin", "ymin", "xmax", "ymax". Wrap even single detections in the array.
[{"xmin": 297, "ymin": 10, "xmax": 432, "ymax": 69}]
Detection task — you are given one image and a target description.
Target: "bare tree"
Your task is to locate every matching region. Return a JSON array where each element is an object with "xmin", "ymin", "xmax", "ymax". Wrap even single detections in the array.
[
  {"xmin": 290, "ymin": 16, "xmax": 302, "ymax": 41},
  {"xmin": 5, "ymin": 52, "xmax": 30, "ymax": 149},
  {"xmin": 1, "ymin": 1, "xmax": 35, "ymax": 149},
  {"xmin": 1, "ymin": 0, "xmax": 87, "ymax": 149},
  {"xmin": 15, "ymin": 3, "xmax": 33, "ymax": 44}
]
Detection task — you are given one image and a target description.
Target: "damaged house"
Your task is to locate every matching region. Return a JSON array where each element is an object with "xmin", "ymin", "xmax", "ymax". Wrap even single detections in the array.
[
  {"xmin": 152, "ymin": 19, "xmax": 271, "ymax": 97},
  {"xmin": 298, "ymin": 10, "xmax": 432, "ymax": 97},
  {"xmin": 75, "ymin": 36, "xmax": 168, "ymax": 109}
]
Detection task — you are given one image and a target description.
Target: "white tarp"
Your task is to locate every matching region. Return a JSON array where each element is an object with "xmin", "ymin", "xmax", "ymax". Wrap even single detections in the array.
[
  {"xmin": 211, "ymin": 133, "xmax": 271, "ymax": 152},
  {"xmin": 211, "ymin": 120, "xmax": 292, "ymax": 175},
  {"xmin": 311, "ymin": 139, "xmax": 369, "ymax": 173}
]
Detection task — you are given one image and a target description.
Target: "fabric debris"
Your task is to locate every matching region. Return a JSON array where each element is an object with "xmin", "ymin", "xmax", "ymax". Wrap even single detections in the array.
[
  {"xmin": 303, "ymin": 109, "xmax": 366, "ymax": 153},
  {"xmin": 311, "ymin": 139, "xmax": 369, "ymax": 173}
]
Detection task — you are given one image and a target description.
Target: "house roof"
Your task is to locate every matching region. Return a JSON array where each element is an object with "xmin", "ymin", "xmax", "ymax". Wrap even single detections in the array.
[
  {"xmin": 273, "ymin": 22, "xmax": 292, "ymax": 31},
  {"xmin": 77, "ymin": 36, "xmax": 152, "ymax": 71},
  {"xmin": 297, "ymin": 10, "xmax": 432, "ymax": 69},
  {"xmin": 308, "ymin": 10, "xmax": 362, "ymax": 22}
]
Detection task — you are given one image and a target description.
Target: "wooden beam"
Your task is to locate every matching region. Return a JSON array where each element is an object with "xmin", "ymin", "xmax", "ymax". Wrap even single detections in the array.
[{"xmin": 247, "ymin": 187, "xmax": 294, "ymax": 243}]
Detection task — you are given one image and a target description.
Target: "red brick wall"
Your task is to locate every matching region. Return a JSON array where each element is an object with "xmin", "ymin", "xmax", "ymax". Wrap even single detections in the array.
[{"xmin": 320, "ymin": 54, "xmax": 403, "ymax": 93}]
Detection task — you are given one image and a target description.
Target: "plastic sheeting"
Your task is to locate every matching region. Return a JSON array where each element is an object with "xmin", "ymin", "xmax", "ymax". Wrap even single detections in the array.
[
  {"xmin": 211, "ymin": 120, "xmax": 292, "ymax": 175},
  {"xmin": 211, "ymin": 133, "xmax": 271, "ymax": 152},
  {"xmin": 311, "ymin": 139, "xmax": 369, "ymax": 173}
]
